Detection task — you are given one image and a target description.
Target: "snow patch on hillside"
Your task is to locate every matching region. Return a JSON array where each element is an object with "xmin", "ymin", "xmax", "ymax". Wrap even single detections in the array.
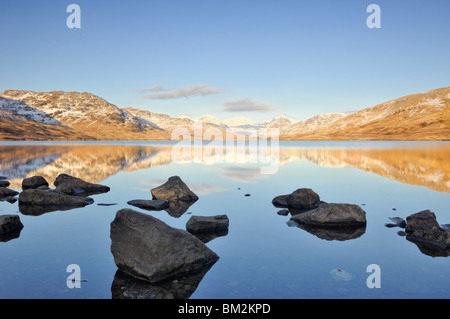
[{"xmin": 0, "ymin": 97, "xmax": 61, "ymax": 126}]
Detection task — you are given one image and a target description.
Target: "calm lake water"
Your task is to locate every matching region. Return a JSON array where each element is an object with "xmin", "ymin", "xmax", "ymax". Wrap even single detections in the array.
[{"xmin": 0, "ymin": 141, "xmax": 449, "ymax": 299}]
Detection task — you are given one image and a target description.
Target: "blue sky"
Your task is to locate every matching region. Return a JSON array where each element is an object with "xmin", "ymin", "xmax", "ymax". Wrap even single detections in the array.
[{"xmin": 1, "ymin": 0, "xmax": 449, "ymax": 122}]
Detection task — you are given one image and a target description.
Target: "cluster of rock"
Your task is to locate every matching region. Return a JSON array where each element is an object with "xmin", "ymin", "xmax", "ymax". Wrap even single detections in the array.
[
  {"xmin": 0, "ymin": 173, "xmax": 109, "ymax": 240},
  {"xmin": 111, "ymin": 176, "xmax": 229, "ymax": 299},
  {"xmin": 273, "ymin": 188, "xmax": 367, "ymax": 241},
  {"xmin": 17, "ymin": 174, "xmax": 109, "ymax": 216},
  {"xmin": 3, "ymin": 171, "xmax": 448, "ymax": 299},
  {"xmin": 386, "ymin": 210, "xmax": 450, "ymax": 257}
]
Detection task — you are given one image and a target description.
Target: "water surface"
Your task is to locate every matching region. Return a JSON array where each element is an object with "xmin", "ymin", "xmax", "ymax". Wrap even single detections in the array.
[{"xmin": 0, "ymin": 141, "xmax": 449, "ymax": 299}]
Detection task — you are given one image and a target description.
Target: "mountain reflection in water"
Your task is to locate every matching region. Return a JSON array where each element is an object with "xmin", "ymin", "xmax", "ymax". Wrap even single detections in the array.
[{"xmin": 0, "ymin": 142, "xmax": 448, "ymax": 193}]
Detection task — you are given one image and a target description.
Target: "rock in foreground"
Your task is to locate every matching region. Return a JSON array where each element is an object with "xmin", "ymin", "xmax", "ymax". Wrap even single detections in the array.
[
  {"xmin": 290, "ymin": 203, "xmax": 367, "ymax": 227},
  {"xmin": 110, "ymin": 209, "xmax": 219, "ymax": 284},
  {"xmin": 54, "ymin": 173, "xmax": 110, "ymax": 196}
]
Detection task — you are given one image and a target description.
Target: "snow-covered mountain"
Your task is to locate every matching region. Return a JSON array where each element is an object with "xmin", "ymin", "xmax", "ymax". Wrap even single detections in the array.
[
  {"xmin": 284, "ymin": 86, "xmax": 450, "ymax": 140},
  {"xmin": 0, "ymin": 90, "xmax": 169, "ymax": 140},
  {"xmin": 1, "ymin": 86, "xmax": 448, "ymax": 141}
]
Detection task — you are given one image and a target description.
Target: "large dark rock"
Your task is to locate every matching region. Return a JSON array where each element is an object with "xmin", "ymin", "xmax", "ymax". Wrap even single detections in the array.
[
  {"xmin": 19, "ymin": 188, "xmax": 94, "ymax": 208},
  {"xmin": 127, "ymin": 199, "xmax": 170, "ymax": 211},
  {"xmin": 54, "ymin": 174, "xmax": 110, "ymax": 196},
  {"xmin": 110, "ymin": 209, "xmax": 219, "ymax": 284},
  {"xmin": 290, "ymin": 203, "xmax": 367, "ymax": 227},
  {"xmin": 22, "ymin": 176, "xmax": 49, "ymax": 190},
  {"xmin": 405, "ymin": 210, "xmax": 450, "ymax": 251},
  {"xmin": 0, "ymin": 187, "xmax": 19, "ymax": 198},
  {"xmin": 0, "ymin": 215, "xmax": 24, "ymax": 242},
  {"xmin": 151, "ymin": 176, "xmax": 198, "ymax": 202},
  {"xmin": 272, "ymin": 188, "xmax": 321, "ymax": 211}
]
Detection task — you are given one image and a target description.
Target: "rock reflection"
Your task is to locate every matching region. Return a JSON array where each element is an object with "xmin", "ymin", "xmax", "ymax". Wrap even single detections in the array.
[
  {"xmin": 190, "ymin": 229, "xmax": 229, "ymax": 244},
  {"xmin": 0, "ymin": 226, "xmax": 23, "ymax": 242},
  {"xmin": 111, "ymin": 263, "xmax": 215, "ymax": 299},
  {"xmin": 164, "ymin": 200, "xmax": 197, "ymax": 218},
  {"xmin": 287, "ymin": 220, "xmax": 366, "ymax": 241},
  {"xmin": 406, "ymin": 237, "xmax": 450, "ymax": 258},
  {"xmin": 18, "ymin": 203, "xmax": 86, "ymax": 216}
]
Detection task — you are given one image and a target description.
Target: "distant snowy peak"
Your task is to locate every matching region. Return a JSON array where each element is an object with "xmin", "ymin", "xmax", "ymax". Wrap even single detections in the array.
[
  {"xmin": 289, "ymin": 112, "xmax": 350, "ymax": 135},
  {"xmin": 268, "ymin": 114, "xmax": 297, "ymax": 124},
  {"xmin": 223, "ymin": 116, "xmax": 256, "ymax": 127},
  {"xmin": 124, "ymin": 107, "xmax": 195, "ymax": 131},
  {"xmin": 196, "ymin": 115, "xmax": 226, "ymax": 127}
]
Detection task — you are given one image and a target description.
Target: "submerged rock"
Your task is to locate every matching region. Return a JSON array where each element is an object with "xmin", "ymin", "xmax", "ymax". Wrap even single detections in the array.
[
  {"xmin": 186, "ymin": 215, "xmax": 229, "ymax": 234},
  {"xmin": 97, "ymin": 203, "xmax": 118, "ymax": 207},
  {"xmin": 110, "ymin": 209, "xmax": 219, "ymax": 284},
  {"xmin": 0, "ymin": 215, "xmax": 24, "ymax": 242},
  {"xmin": 290, "ymin": 203, "xmax": 367, "ymax": 227},
  {"xmin": 385, "ymin": 217, "xmax": 406, "ymax": 228},
  {"xmin": 22, "ymin": 176, "xmax": 49, "ymax": 190},
  {"xmin": 127, "ymin": 199, "xmax": 170, "ymax": 211},
  {"xmin": 54, "ymin": 174, "xmax": 110, "ymax": 196},
  {"xmin": 277, "ymin": 209, "xmax": 290, "ymax": 216}
]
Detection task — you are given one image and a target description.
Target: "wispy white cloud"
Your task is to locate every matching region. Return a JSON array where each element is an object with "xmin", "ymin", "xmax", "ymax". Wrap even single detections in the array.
[
  {"xmin": 132, "ymin": 84, "xmax": 164, "ymax": 93},
  {"xmin": 220, "ymin": 97, "xmax": 275, "ymax": 113},
  {"xmin": 141, "ymin": 84, "xmax": 227, "ymax": 100}
]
